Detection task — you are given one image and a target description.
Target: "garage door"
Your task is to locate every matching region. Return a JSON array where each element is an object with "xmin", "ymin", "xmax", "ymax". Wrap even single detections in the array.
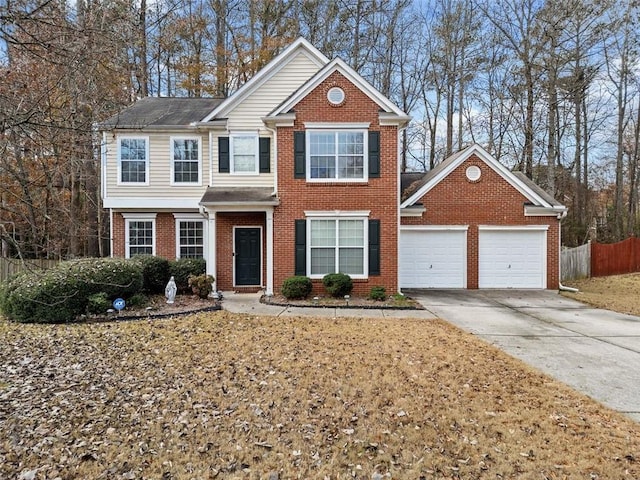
[
  {"xmin": 400, "ymin": 228, "xmax": 466, "ymax": 288},
  {"xmin": 478, "ymin": 228, "xmax": 546, "ymax": 288}
]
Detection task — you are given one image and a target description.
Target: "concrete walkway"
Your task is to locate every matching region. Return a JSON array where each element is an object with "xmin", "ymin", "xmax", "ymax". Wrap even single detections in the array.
[{"xmin": 221, "ymin": 290, "xmax": 640, "ymax": 422}]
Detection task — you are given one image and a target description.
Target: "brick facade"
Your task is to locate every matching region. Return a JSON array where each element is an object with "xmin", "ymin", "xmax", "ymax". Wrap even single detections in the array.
[
  {"xmin": 401, "ymin": 154, "xmax": 561, "ymax": 289},
  {"xmin": 273, "ymin": 72, "xmax": 399, "ymax": 295}
]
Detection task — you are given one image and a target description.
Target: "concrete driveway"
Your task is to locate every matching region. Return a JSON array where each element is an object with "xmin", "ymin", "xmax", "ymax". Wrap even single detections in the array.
[{"xmin": 407, "ymin": 289, "xmax": 640, "ymax": 422}]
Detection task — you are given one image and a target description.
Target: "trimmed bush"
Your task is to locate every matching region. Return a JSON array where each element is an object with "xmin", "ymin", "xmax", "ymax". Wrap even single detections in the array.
[
  {"xmin": 369, "ymin": 286, "xmax": 386, "ymax": 301},
  {"xmin": 188, "ymin": 274, "xmax": 214, "ymax": 299},
  {"xmin": 0, "ymin": 258, "xmax": 143, "ymax": 323},
  {"xmin": 281, "ymin": 276, "xmax": 313, "ymax": 300},
  {"xmin": 87, "ymin": 292, "xmax": 111, "ymax": 314},
  {"xmin": 132, "ymin": 255, "xmax": 170, "ymax": 294},
  {"xmin": 322, "ymin": 273, "xmax": 353, "ymax": 298},
  {"xmin": 170, "ymin": 258, "xmax": 206, "ymax": 293},
  {"xmin": 127, "ymin": 293, "xmax": 148, "ymax": 308}
]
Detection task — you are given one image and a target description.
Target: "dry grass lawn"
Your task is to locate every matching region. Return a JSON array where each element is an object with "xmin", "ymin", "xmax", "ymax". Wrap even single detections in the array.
[
  {"xmin": 1, "ymin": 311, "xmax": 640, "ymax": 479},
  {"xmin": 561, "ymin": 272, "xmax": 640, "ymax": 317}
]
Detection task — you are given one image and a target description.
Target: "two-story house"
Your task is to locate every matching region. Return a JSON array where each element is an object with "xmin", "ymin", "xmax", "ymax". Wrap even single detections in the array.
[
  {"xmin": 99, "ymin": 38, "xmax": 409, "ymax": 296},
  {"xmin": 99, "ymin": 37, "xmax": 566, "ymax": 295}
]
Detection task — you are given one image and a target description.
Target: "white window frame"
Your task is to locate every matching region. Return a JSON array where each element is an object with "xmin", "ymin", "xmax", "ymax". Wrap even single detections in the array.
[
  {"xmin": 305, "ymin": 211, "xmax": 369, "ymax": 279},
  {"xmin": 173, "ymin": 213, "xmax": 206, "ymax": 259},
  {"xmin": 117, "ymin": 136, "xmax": 150, "ymax": 186},
  {"xmin": 170, "ymin": 136, "xmax": 202, "ymax": 186},
  {"xmin": 230, "ymin": 133, "xmax": 259, "ymax": 175},
  {"xmin": 122, "ymin": 213, "xmax": 156, "ymax": 258},
  {"xmin": 306, "ymin": 129, "xmax": 368, "ymax": 182}
]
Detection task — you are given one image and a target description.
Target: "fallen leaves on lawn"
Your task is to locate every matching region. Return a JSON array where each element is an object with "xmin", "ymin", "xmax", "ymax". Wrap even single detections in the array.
[{"xmin": 0, "ymin": 312, "xmax": 639, "ymax": 479}]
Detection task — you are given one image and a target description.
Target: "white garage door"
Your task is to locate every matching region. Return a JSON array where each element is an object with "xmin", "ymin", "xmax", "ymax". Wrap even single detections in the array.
[
  {"xmin": 400, "ymin": 228, "xmax": 466, "ymax": 288},
  {"xmin": 478, "ymin": 228, "xmax": 546, "ymax": 289}
]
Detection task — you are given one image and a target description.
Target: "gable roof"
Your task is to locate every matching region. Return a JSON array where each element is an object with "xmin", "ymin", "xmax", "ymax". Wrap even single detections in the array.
[
  {"xmin": 98, "ymin": 97, "xmax": 224, "ymax": 129},
  {"xmin": 267, "ymin": 57, "xmax": 410, "ymax": 123},
  {"xmin": 400, "ymin": 144, "xmax": 566, "ymax": 213},
  {"xmin": 202, "ymin": 37, "xmax": 330, "ymax": 122}
]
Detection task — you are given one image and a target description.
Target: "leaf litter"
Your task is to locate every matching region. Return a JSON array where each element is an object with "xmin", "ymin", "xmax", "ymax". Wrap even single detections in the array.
[{"xmin": 1, "ymin": 311, "xmax": 639, "ymax": 479}]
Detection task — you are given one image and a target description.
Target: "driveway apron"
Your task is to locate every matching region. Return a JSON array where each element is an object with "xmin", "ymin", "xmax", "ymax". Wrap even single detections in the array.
[{"xmin": 408, "ymin": 289, "xmax": 640, "ymax": 422}]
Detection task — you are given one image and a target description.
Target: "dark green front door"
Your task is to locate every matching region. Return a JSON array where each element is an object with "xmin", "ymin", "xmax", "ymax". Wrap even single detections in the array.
[{"xmin": 235, "ymin": 227, "xmax": 261, "ymax": 286}]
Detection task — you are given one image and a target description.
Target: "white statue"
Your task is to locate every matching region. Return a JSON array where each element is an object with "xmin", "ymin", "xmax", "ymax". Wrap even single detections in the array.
[{"xmin": 165, "ymin": 276, "xmax": 177, "ymax": 304}]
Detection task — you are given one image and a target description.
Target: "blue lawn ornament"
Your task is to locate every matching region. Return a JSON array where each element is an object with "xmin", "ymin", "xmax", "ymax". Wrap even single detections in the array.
[{"xmin": 113, "ymin": 298, "xmax": 126, "ymax": 311}]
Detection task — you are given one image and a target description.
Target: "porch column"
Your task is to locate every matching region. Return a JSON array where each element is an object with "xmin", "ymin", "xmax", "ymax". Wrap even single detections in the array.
[
  {"xmin": 206, "ymin": 211, "xmax": 217, "ymax": 292},
  {"xmin": 266, "ymin": 207, "xmax": 274, "ymax": 295}
]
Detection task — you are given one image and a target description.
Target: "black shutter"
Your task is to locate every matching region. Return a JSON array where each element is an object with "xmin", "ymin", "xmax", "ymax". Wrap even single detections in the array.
[
  {"xmin": 259, "ymin": 137, "xmax": 270, "ymax": 173},
  {"xmin": 295, "ymin": 219, "xmax": 306, "ymax": 276},
  {"xmin": 218, "ymin": 137, "xmax": 230, "ymax": 173},
  {"xmin": 368, "ymin": 131, "xmax": 380, "ymax": 178},
  {"xmin": 368, "ymin": 219, "xmax": 380, "ymax": 276},
  {"xmin": 294, "ymin": 131, "xmax": 306, "ymax": 178}
]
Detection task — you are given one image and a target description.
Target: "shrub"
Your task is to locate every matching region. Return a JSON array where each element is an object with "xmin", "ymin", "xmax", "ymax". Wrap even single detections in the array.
[
  {"xmin": 0, "ymin": 257, "xmax": 143, "ymax": 323},
  {"xmin": 127, "ymin": 293, "xmax": 148, "ymax": 308},
  {"xmin": 281, "ymin": 276, "xmax": 313, "ymax": 299},
  {"xmin": 87, "ymin": 292, "xmax": 111, "ymax": 314},
  {"xmin": 132, "ymin": 255, "xmax": 170, "ymax": 294},
  {"xmin": 322, "ymin": 273, "xmax": 353, "ymax": 298},
  {"xmin": 170, "ymin": 258, "xmax": 206, "ymax": 293},
  {"xmin": 369, "ymin": 286, "xmax": 386, "ymax": 301},
  {"xmin": 188, "ymin": 274, "xmax": 214, "ymax": 299}
]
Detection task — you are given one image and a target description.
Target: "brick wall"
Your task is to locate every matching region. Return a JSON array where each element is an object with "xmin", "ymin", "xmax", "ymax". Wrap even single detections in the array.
[
  {"xmin": 274, "ymin": 71, "xmax": 399, "ymax": 296},
  {"xmin": 111, "ymin": 212, "xmax": 177, "ymax": 260},
  {"xmin": 401, "ymin": 155, "xmax": 561, "ymax": 289}
]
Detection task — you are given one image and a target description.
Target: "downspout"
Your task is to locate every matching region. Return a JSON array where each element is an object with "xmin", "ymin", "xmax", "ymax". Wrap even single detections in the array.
[
  {"xmin": 264, "ymin": 125, "xmax": 278, "ymax": 196},
  {"xmin": 556, "ymin": 209, "xmax": 579, "ymax": 292}
]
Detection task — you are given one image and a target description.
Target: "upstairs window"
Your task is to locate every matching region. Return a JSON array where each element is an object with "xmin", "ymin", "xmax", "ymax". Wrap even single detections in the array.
[
  {"xmin": 308, "ymin": 130, "xmax": 366, "ymax": 181},
  {"xmin": 231, "ymin": 135, "xmax": 258, "ymax": 174},
  {"xmin": 171, "ymin": 137, "xmax": 201, "ymax": 185},
  {"xmin": 118, "ymin": 137, "xmax": 149, "ymax": 184}
]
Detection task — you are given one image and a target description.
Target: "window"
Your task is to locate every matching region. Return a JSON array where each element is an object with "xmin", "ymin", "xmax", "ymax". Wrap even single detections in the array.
[
  {"xmin": 119, "ymin": 137, "xmax": 148, "ymax": 184},
  {"xmin": 231, "ymin": 135, "xmax": 258, "ymax": 174},
  {"xmin": 309, "ymin": 218, "xmax": 366, "ymax": 277},
  {"xmin": 177, "ymin": 220, "xmax": 204, "ymax": 258},
  {"xmin": 126, "ymin": 219, "xmax": 154, "ymax": 258},
  {"xmin": 171, "ymin": 137, "xmax": 200, "ymax": 184},
  {"xmin": 308, "ymin": 130, "xmax": 366, "ymax": 180}
]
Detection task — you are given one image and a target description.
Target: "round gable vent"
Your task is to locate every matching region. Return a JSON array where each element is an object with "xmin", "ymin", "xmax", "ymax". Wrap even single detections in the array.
[
  {"xmin": 327, "ymin": 87, "xmax": 345, "ymax": 105},
  {"xmin": 466, "ymin": 165, "xmax": 482, "ymax": 182}
]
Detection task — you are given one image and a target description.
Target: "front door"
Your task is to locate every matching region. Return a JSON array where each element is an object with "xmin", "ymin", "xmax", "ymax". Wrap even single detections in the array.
[{"xmin": 234, "ymin": 227, "xmax": 261, "ymax": 286}]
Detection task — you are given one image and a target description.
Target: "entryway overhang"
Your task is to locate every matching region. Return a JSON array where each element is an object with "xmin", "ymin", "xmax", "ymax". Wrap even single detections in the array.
[{"xmin": 198, "ymin": 187, "xmax": 279, "ymax": 295}]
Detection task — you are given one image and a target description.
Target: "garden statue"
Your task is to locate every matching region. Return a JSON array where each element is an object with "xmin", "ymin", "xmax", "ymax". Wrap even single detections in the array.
[{"xmin": 165, "ymin": 276, "xmax": 177, "ymax": 304}]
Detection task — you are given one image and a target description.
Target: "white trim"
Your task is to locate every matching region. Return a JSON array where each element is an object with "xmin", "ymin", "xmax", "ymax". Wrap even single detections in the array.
[
  {"xmin": 104, "ymin": 198, "xmax": 202, "ymax": 209},
  {"xmin": 124, "ymin": 215, "xmax": 156, "ymax": 258},
  {"xmin": 101, "ymin": 132, "xmax": 108, "ymax": 201},
  {"xmin": 478, "ymin": 225, "xmax": 549, "ymax": 231},
  {"xmin": 265, "ymin": 209, "xmax": 274, "ymax": 295},
  {"xmin": 400, "ymin": 206, "xmax": 426, "ymax": 217},
  {"xmin": 524, "ymin": 205, "xmax": 567, "ymax": 216},
  {"xmin": 400, "ymin": 144, "xmax": 555, "ymax": 209},
  {"xmin": 121, "ymin": 212, "xmax": 158, "ymax": 220},
  {"xmin": 306, "ymin": 129, "xmax": 368, "ymax": 182},
  {"xmin": 233, "ymin": 226, "xmax": 263, "ymax": 287},
  {"xmin": 116, "ymin": 135, "xmax": 150, "ymax": 186},
  {"xmin": 305, "ymin": 210, "xmax": 370, "ymax": 217},
  {"xmin": 230, "ymin": 133, "xmax": 260, "ymax": 175},
  {"xmin": 379, "ymin": 111, "xmax": 411, "ymax": 127},
  {"xmin": 261, "ymin": 113, "xmax": 296, "ymax": 128},
  {"xmin": 202, "ymin": 38, "xmax": 329, "ymax": 121},
  {"xmin": 304, "ymin": 122, "xmax": 370, "ymax": 129},
  {"xmin": 208, "ymin": 130, "xmax": 214, "ymax": 186},
  {"xmin": 169, "ymin": 135, "xmax": 202, "ymax": 186},
  {"xmin": 270, "ymin": 57, "xmax": 407, "ymax": 118},
  {"xmin": 109, "ymin": 209, "xmax": 114, "ymax": 258},
  {"xmin": 305, "ymin": 215, "xmax": 369, "ymax": 280},
  {"xmin": 174, "ymin": 214, "xmax": 206, "ymax": 259},
  {"xmin": 401, "ymin": 225, "xmax": 469, "ymax": 231},
  {"xmin": 206, "ymin": 212, "xmax": 217, "ymax": 292}
]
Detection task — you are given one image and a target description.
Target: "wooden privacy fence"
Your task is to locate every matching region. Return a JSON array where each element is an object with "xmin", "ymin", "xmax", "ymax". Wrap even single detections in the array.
[
  {"xmin": 591, "ymin": 237, "xmax": 640, "ymax": 277},
  {"xmin": 0, "ymin": 258, "xmax": 60, "ymax": 283},
  {"xmin": 561, "ymin": 242, "xmax": 590, "ymax": 281}
]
